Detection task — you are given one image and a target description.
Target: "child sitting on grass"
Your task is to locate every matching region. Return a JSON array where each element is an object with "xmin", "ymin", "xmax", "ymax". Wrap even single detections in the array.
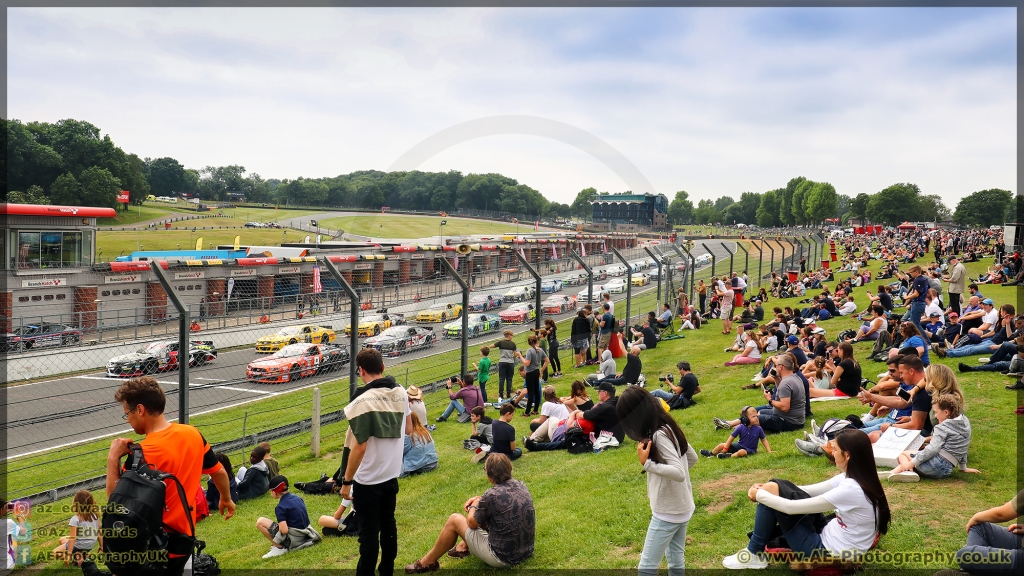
[
  {"xmin": 256, "ymin": 476, "xmax": 322, "ymax": 558},
  {"xmin": 886, "ymin": 394, "xmax": 979, "ymax": 482},
  {"xmin": 700, "ymin": 406, "xmax": 771, "ymax": 459},
  {"xmin": 258, "ymin": 441, "xmax": 281, "ymax": 477}
]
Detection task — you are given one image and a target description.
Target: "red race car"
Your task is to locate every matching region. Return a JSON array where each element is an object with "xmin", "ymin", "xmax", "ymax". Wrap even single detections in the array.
[{"xmin": 246, "ymin": 343, "xmax": 346, "ymax": 383}]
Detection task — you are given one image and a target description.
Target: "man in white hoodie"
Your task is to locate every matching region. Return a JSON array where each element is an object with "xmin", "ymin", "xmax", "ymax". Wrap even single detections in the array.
[{"xmin": 587, "ymin": 350, "xmax": 616, "ymax": 383}]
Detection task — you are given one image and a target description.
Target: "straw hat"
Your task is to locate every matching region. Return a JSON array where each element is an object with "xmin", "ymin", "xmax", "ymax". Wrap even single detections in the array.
[{"xmin": 406, "ymin": 386, "xmax": 423, "ymax": 401}]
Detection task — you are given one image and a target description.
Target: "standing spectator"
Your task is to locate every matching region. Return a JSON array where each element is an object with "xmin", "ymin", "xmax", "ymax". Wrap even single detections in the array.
[
  {"xmin": 106, "ymin": 377, "xmax": 235, "ymax": 576},
  {"xmin": 615, "ymin": 386, "xmax": 698, "ymax": 576},
  {"xmin": 697, "ymin": 280, "xmax": 708, "ymax": 315},
  {"xmin": 338, "ymin": 349, "xmax": 410, "ymax": 576},
  {"xmin": 943, "ymin": 255, "xmax": 967, "ymax": 316},
  {"xmin": 597, "ymin": 303, "xmax": 614, "ymax": 359},
  {"xmin": 543, "ymin": 318, "xmax": 562, "ymax": 378},
  {"xmin": 571, "ymin": 309, "xmax": 592, "ymax": 369},
  {"xmin": 492, "ymin": 331, "xmax": 518, "ymax": 404},
  {"xmin": 473, "ymin": 347, "xmax": 492, "ymax": 403},
  {"xmin": 404, "ymin": 454, "xmax": 535, "ymax": 572},
  {"xmin": 518, "ymin": 335, "xmax": 549, "ymax": 417},
  {"xmin": 199, "ymin": 297, "xmax": 206, "ymax": 319},
  {"xmin": 903, "ymin": 265, "xmax": 930, "ymax": 335},
  {"xmin": 717, "ymin": 277, "xmax": 735, "ymax": 334}
]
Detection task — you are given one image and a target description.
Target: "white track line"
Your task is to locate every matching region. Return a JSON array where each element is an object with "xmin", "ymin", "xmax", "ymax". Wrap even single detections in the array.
[{"xmin": 77, "ymin": 376, "xmax": 178, "ymax": 385}]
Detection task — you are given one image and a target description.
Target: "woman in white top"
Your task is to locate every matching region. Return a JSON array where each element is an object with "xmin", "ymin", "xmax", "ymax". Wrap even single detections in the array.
[
  {"xmin": 723, "ymin": 429, "xmax": 891, "ymax": 569},
  {"xmin": 851, "ymin": 305, "xmax": 887, "ymax": 342},
  {"xmin": 616, "ymin": 386, "xmax": 698, "ymax": 576},
  {"xmin": 529, "ymin": 386, "xmax": 570, "ymax": 442},
  {"xmin": 725, "ymin": 331, "xmax": 763, "ymax": 366}
]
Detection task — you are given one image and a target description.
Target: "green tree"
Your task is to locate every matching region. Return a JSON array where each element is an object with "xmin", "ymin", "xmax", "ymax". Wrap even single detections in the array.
[
  {"xmin": 917, "ymin": 194, "xmax": 951, "ymax": 222},
  {"xmin": 953, "ymin": 189, "xmax": 1013, "ymax": 227},
  {"xmin": 713, "ymin": 195, "xmax": 735, "ymax": 213},
  {"xmin": 721, "ymin": 202, "xmax": 746, "ymax": 225},
  {"xmin": 354, "ymin": 178, "xmax": 384, "ymax": 208},
  {"xmin": 693, "ymin": 199, "xmax": 719, "ymax": 224},
  {"xmin": 835, "ymin": 193, "xmax": 851, "ymax": 222},
  {"xmin": 146, "ymin": 157, "xmax": 188, "ymax": 196},
  {"xmin": 5, "ymin": 118, "xmax": 63, "ymax": 196},
  {"xmin": 570, "ymin": 187, "xmax": 597, "ymax": 218},
  {"xmin": 667, "ymin": 190, "xmax": 694, "ymax": 225},
  {"xmin": 866, "ymin": 183, "xmax": 921, "ymax": 225},
  {"xmin": 805, "ymin": 182, "xmax": 838, "ymax": 223},
  {"xmin": 7, "ymin": 185, "xmax": 50, "ymax": 205},
  {"xmin": 78, "ymin": 166, "xmax": 121, "ymax": 208},
  {"xmin": 50, "ymin": 172, "xmax": 81, "ymax": 205},
  {"xmin": 756, "ymin": 189, "xmax": 782, "ymax": 228},
  {"xmin": 791, "ymin": 179, "xmax": 815, "ymax": 224},
  {"xmin": 778, "ymin": 177, "xmax": 805, "ymax": 226},
  {"xmin": 544, "ymin": 202, "xmax": 571, "ymax": 219},
  {"xmin": 849, "ymin": 193, "xmax": 870, "ymax": 221},
  {"xmin": 735, "ymin": 192, "xmax": 762, "ymax": 225}
]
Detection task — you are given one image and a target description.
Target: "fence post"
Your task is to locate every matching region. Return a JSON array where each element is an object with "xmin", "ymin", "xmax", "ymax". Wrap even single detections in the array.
[
  {"xmin": 609, "ymin": 247, "xmax": 632, "ymax": 326},
  {"xmin": 569, "ymin": 250, "xmax": 593, "ymax": 305},
  {"xmin": 643, "ymin": 247, "xmax": 663, "ymax": 311},
  {"xmin": 784, "ymin": 239, "xmax": 797, "ymax": 271},
  {"xmin": 668, "ymin": 243, "xmax": 693, "ymax": 303},
  {"xmin": 512, "ymin": 250, "xmax": 543, "ymax": 331},
  {"xmin": 311, "ymin": 387, "xmax": 321, "ymax": 458},
  {"xmin": 720, "ymin": 242, "xmax": 735, "ymax": 278},
  {"xmin": 321, "ymin": 257, "xmax": 361, "ymax": 400},
  {"xmin": 151, "ymin": 260, "xmax": 191, "ymax": 423},
  {"xmin": 765, "ymin": 239, "xmax": 775, "ymax": 279},
  {"xmin": 436, "ymin": 257, "xmax": 470, "ymax": 376},
  {"xmin": 700, "ymin": 243, "xmax": 717, "ymax": 280}
]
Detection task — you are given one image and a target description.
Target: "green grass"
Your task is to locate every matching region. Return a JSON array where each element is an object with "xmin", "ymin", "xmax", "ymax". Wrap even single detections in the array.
[
  {"xmin": 15, "ymin": 254, "xmax": 1020, "ymax": 572},
  {"xmin": 96, "ymin": 203, "xmax": 196, "ymax": 227},
  {"xmin": 318, "ymin": 214, "xmax": 561, "ymax": 239},
  {"xmin": 96, "ymin": 229, "xmax": 304, "ymax": 259},
  {"xmin": 166, "ymin": 207, "xmax": 320, "ymax": 229}
]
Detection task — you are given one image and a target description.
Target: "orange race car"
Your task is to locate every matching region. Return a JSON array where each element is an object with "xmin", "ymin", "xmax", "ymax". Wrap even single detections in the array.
[{"xmin": 246, "ymin": 343, "xmax": 349, "ymax": 383}]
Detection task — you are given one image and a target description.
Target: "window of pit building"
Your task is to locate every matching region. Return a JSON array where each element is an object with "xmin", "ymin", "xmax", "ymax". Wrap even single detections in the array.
[{"xmin": 16, "ymin": 231, "xmax": 83, "ymax": 269}]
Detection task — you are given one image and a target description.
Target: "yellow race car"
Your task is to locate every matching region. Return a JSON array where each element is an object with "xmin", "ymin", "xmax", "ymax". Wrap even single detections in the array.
[
  {"xmin": 414, "ymin": 302, "xmax": 463, "ymax": 323},
  {"xmin": 345, "ymin": 314, "xmax": 393, "ymax": 337},
  {"xmin": 255, "ymin": 324, "xmax": 336, "ymax": 353}
]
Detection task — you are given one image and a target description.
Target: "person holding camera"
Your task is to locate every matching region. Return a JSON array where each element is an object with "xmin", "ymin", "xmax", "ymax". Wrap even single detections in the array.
[
  {"xmin": 714, "ymin": 354, "xmax": 806, "ymax": 434},
  {"xmin": 650, "ymin": 361, "xmax": 701, "ymax": 409},
  {"xmin": 807, "ymin": 342, "xmax": 861, "ymax": 399},
  {"xmin": 436, "ymin": 374, "xmax": 484, "ymax": 423}
]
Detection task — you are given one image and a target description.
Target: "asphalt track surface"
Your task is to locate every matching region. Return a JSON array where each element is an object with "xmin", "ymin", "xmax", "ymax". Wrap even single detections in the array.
[{"xmin": 7, "ymin": 241, "xmax": 736, "ymax": 458}]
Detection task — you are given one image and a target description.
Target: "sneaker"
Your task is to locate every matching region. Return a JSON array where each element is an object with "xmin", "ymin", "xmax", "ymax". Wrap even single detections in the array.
[
  {"xmin": 1006, "ymin": 380, "xmax": 1024, "ymax": 390},
  {"xmin": 861, "ymin": 413, "xmax": 876, "ymax": 423},
  {"xmin": 716, "ymin": 453, "xmax": 730, "ymax": 459},
  {"xmin": 435, "ymin": 416, "xmax": 447, "ymax": 423},
  {"xmin": 810, "ymin": 419, "xmax": 820, "ymax": 437},
  {"xmin": 722, "ymin": 549, "xmax": 769, "ymax": 570},
  {"xmin": 426, "ymin": 424, "xmax": 437, "ymax": 431},
  {"xmin": 888, "ymin": 471, "xmax": 920, "ymax": 483},
  {"xmin": 795, "ymin": 439, "xmax": 823, "ymax": 457},
  {"xmin": 807, "ymin": 434, "xmax": 827, "ymax": 446},
  {"xmin": 713, "ymin": 417, "xmax": 731, "ymax": 430},
  {"xmin": 470, "ymin": 449, "xmax": 488, "ymax": 464},
  {"xmin": 523, "ymin": 436, "xmax": 530, "ymax": 445},
  {"xmin": 958, "ymin": 362, "xmax": 973, "ymax": 373},
  {"xmin": 700, "ymin": 449, "xmax": 714, "ymax": 457},
  {"xmin": 263, "ymin": 547, "xmax": 288, "ymax": 559},
  {"xmin": 1005, "ymin": 372, "xmax": 1024, "ymax": 378},
  {"xmin": 321, "ymin": 526, "xmax": 344, "ymax": 537},
  {"xmin": 932, "ymin": 343, "xmax": 947, "ymax": 358},
  {"xmin": 979, "ymin": 357, "xmax": 990, "ymax": 364},
  {"xmin": 751, "ymin": 373, "xmax": 764, "ymax": 382},
  {"xmin": 524, "ymin": 438, "xmax": 538, "ymax": 451}
]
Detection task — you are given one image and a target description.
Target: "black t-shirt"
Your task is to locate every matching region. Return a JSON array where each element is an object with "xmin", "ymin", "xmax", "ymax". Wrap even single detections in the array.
[
  {"xmin": 878, "ymin": 292, "xmax": 893, "ymax": 311},
  {"xmin": 771, "ymin": 329, "xmax": 786, "ymax": 350},
  {"xmin": 836, "ymin": 359, "xmax": 862, "ymax": 397},
  {"xmin": 640, "ymin": 327, "xmax": 658, "ymax": 349},
  {"xmin": 679, "ymin": 373, "xmax": 699, "ymax": 399},
  {"xmin": 911, "ymin": 275, "xmax": 930, "ymax": 303},
  {"xmin": 754, "ymin": 306, "xmax": 765, "ymax": 321},
  {"xmin": 813, "ymin": 340, "xmax": 828, "ymax": 358},
  {"xmin": 621, "ymin": 354, "xmax": 642, "ymax": 384},
  {"xmin": 822, "ymin": 297, "xmax": 838, "ymax": 316},
  {"xmin": 910, "ymin": 386, "xmax": 934, "ymax": 436},
  {"xmin": 490, "ymin": 420, "xmax": 516, "ymax": 456},
  {"xmin": 582, "ymin": 397, "xmax": 623, "ymax": 442},
  {"xmin": 575, "ymin": 399, "xmax": 595, "ymax": 411}
]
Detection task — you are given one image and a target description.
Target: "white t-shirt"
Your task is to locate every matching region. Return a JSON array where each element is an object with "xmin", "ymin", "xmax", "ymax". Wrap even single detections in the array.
[
  {"xmin": 839, "ymin": 302, "xmax": 858, "ymax": 316},
  {"xmin": 604, "ymin": 300, "xmax": 615, "ymax": 315},
  {"xmin": 5, "ymin": 519, "xmax": 18, "ymax": 569},
  {"xmin": 923, "ymin": 302, "xmax": 943, "ymax": 320},
  {"xmin": 69, "ymin": 516, "xmax": 99, "ymax": 550},
  {"xmin": 981, "ymin": 308, "xmax": 999, "ymax": 329},
  {"xmin": 734, "ymin": 276, "xmax": 747, "ymax": 290},
  {"xmin": 354, "ymin": 391, "xmax": 411, "ymax": 485},
  {"xmin": 744, "ymin": 339, "xmax": 761, "ymax": 360},
  {"xmin": 541, "ymin": 401, "xmax": 570, "ymax": 422},
  {"xmin": 410, "ymin": 400, "xmax": 427, "ymax": 429},
  {"xmin": 820, "ymin": 475, "xmax": 878, "ymax": 554}
]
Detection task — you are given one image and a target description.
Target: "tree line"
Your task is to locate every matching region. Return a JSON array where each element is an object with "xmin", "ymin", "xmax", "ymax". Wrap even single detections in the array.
[{"xmin": 4, "ymin": 118, "xmax": 1015, "ymax": 227}]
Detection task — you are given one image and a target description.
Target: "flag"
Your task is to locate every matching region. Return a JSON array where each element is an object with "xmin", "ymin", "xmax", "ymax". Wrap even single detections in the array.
[
  {"xmin": 603, "ymin": 241, "xmax": 607, "ymax": 253},
  {"xmin": 312, "ymin": 265, "xmax": 322, "ymax": 294},
  {"xmin": 195, "ymin": 237, "xmax": 203, "ymax": 250},
  {"xmin": 519, "ymin": 248, "xmax": 527, "ymax": 262},
  {"xmin": 552, "ymin": 245, "xmax": 558, "ymax": 260},
  {"xmin": 234, "ymin": 235, "xmax": 240, "ymax": 251},
  {"xmin": 580, "ymin": 242, "xmax": 586, "ymax": 257},
  {"xmin": 453, "ymin": 255, "xmax": 460, "ymax": 270},
  {"xmin": 227, "ymin": 277, "xmax": 235, "ymax": 300},
  {"xmin": 534, "ymin": 220, "xmax": 539, "ymax": 231}
]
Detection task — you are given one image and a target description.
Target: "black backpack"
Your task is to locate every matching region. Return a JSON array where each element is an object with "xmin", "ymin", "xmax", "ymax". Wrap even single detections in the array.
[
  {"xmin": 102, "ymin": 444, "xmax": 198, "ymax": 575},
  {"xmin": 565, "ymin": 427, "xmax": 594, "ymax": 455}
]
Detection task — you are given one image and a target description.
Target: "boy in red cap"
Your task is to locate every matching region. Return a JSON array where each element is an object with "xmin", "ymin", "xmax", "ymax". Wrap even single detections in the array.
[{"xmin": 256, "ymin": 475, "xmax": 322, "ymax": 559}]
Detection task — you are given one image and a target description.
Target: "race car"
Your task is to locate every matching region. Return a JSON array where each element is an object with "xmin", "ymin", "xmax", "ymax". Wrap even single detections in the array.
[
  {"xmin": 605, "ymin": 278, "xmax": 628, "ymax": 294},
  {"xmin": 499, "ymin": 303, "xmax": 537, "ymax": 324},
  {"xmin": 577, "ymin": 284, "xmax": 605, "ymax": 302},
  {"xmin": 414, "ymin": 302, "xmax": 463, "ymax": 323},
  {"xmin": 344, "ymin": 311, "xmax": 405, "ymax": 337},
  {"xmin": 561, "ymin": 272, "xmax": 587, "ymax": 286},
  {"xmin": 246, "ymin": 343, "xmax": 349, "ymax": 383},
  {"xmin": 542, "ymin": 295, "xmax": 577, "ymax": 315},
  {"xmin": 467, "ymin": 294, "xmax": 503, "ymax": 312},
  {"xmin": 2, "ymin": 322, "xmax": 82, "ymax": 352},
  {"xmin": 502, "ymin": 285, "xmax": 535, "ymax": 303},
  {"xmin": 605, "ymin": 264, "xmax": 628, "ymax": 277},
  {"xmin": 591, "ymin": 269, "xmax": 608, "ymax": 281},
  {"xmin": 540, "ymin": 279, "xmax": 563, "ymax": 293},
  {"xmin": 444, "ymin": 314, "xmax": 502, "ymax": 339},
  {"xmin": 255, "ymin": 324, "xmax": 336, "ymax": 352},
  {"xmin": 631, "ymin": 273, "xmax": 651, "ymax": 287},
  {"xmin": 107, "ymin": 340, "xmax": 217, "ymax": 377},
  {"xmin": 363, "ymin": 326, "xmax": 436, "ymax": 356}
]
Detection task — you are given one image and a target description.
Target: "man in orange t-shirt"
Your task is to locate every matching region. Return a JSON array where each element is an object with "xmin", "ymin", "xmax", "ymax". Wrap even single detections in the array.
[{"xmin": 106, "ymin": 377, "xmax": 235, "ymax": 575}]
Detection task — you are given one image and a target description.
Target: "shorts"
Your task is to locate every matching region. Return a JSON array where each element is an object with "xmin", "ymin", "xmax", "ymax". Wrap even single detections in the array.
[
  {"xmin": 913, "ymin": 453, "xmax": 954, "ymax": 479},
  {"xmin": 575, "ymin": 418, "xmax": 595, "ymax": 436},
  {"xmin": 721, "ymin": 305, "xmax": 734, "ymax": 318},
  {"xmin": 598, "ymin": 332, "xmax": 612, "ymax": 348},
  {"xmin": 832, "ymin": 389, "xmax": 851, "ymax": 397},
  {"xmin": 268, "ymin": 521, "xmax": 317, "ymax": 550},
  {"xmin": 573, "ymin": 338, "xmax": 590, "ymax": 352},
  {"xmin": 727, "ymin": 443, "xmax": 756, "ymax": 455},
  {"xmin": 463, "ymin": 528, "xmax": 509, "ymax": 568}
]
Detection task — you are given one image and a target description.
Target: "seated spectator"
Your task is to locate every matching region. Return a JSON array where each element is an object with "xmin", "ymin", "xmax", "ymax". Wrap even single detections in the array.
[
  {"xmin": 602, "ymin": 346, "xmax": 643, "ymax": 386},
  {"xmin": 402, "ymin": 413, "xmax": 439, "ymax": 478},
  {"xmin": 895, "ymin": 322, "xmax": 931, "ymax": 365},
  {"xmin": 858, "ymin": 356, "xmax": 932, "ymax": 443},
  {"xmin": 256, "ymin": 476, "xmax": 322, "ymax": 559},
  {"xmin": 700, "ymin": 406, "xmax": 770, "ymax": 459},
  {"xmin": 630, "ymin": 320, "xmax": 659, "ymax": 350},
  {"xmin": 714, "ymin": 353, "xmax": 806, "ymax": 434},
  {"xmin": 803, "ymin": 356, "xmax": 832, "ymax": 390},
  {"xmin": 838, "ymin": 297, "xmax": 858, "ymax": 316},
  {"xmin": 407, "ymin": 385, "xmax": 427, "ymax": 427},
  {"xmin": 678, "ymin": 310, "xmax": 699, "ymax": 331},
  {"xmin": 437, "ymin": 373, "xmax": 484, "ymax": 423},
  {"xmin": 945, "ymin": 492, "xmax": 1024, "ymax": 575},
  {"xmin": 489, "ymin": 404, "xmax": 521, "ymax": 460},
  {"xmin": 468, "ymin": 407, "xmax": 494, "ymax": 446},
  {"xmin": 560, "ymin": 380, "xmax": 594, "ymax": 412},
  {"xmin": 725, "ymin": 331, "xmax": 763, "ymax": 366},
  {"xmin": 726, "ymin": 325, "xmax": 747, "ymax": 352},
  {"xmin": 808, "ymin": 342, "xmax": 861, "ymax": 398},
  {"xmin": 884, "ymin": 394, "xmax": 978, "ymax": 482},
  {"xmin": 529, "ymin": 386, "xmax": 570, "ymax": 442},
  {"xmin": 53, "ymin": 489, "xmax": 100, "ymax": 566},
  {"xmin": 587, "ymin": 349, "xmax": 617, "ymax": 382},
  {"xmin": 851, "ymin": 306, "xmax": 888, "ymax": 343},
  {"xmin": 650, "ymin": 360, "xmax": 701, "ymax": 409},
  {"xmin": 206, "ymin": 452, "xmax": 239, "ymax": 510},
  {"xmin": 722, "ymin": 429, "xmax": 890, "ymax": 569},
  {"xmin": 258, "ymin": 441, "xmax": 281, "ymax": 478},
  {"xmin": 656, "ymin": 303, "xmax": 673, "ymax": 329},
  {"xmin": 237, "ymin": 446, "xmax": 271, "ymax": 501},
  {"xmin": 938, "ymin": 301, "xmax": 1011, "ymax": 359},
  {"xmin": 922, "ymin": 312, "xmax": 945, "ymax": 343},
  {"xmin": 404, "ymin": 454, "xmax": 535, "ymax": 572}
]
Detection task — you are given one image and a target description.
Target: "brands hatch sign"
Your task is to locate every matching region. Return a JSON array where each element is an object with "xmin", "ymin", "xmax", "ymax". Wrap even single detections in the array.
[
  {"xmin": 174, "ymin": 271, "xmax": 205, "ymax": 280},
  {"xmin": 105, "ymin": 274, "xmax": 143, "ymax": 284},
  {"xmin": 22, "ymin": 278, "xmax": 67, "ymax": 288}
]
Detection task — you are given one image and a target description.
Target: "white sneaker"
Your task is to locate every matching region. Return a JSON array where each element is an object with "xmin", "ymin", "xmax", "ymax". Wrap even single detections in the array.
[
  {"xmin": 978, "ymin": 357, "xmax": 989, "ymax": 364},
  {"xmin": 877, "ymin": 371, "xmax": 889, "ymax": 379},
  {"xmin": 861, "ymin": 413, "xmax": 876, "ymax": 423},
  {"xmin": 877, "ymin": 470, "xmax": 894, "ymax": 480},
  {"xmin": 811, "ymin": 419, "xmax": 820, "ymax": 437},
  {"xmin": 263, "ymin": 547, "xmax": 288, "ymax": 559},
  {"xmin": 723, "ymin": 549, "xmax": 769, "ymax": 569},
  {"xmin": 888, "ymin": 471, "xmax": 920, "ymax": 483},
  {"xmin": 751, "ymin": 373, "xmax": 764, "ymax": 382}
]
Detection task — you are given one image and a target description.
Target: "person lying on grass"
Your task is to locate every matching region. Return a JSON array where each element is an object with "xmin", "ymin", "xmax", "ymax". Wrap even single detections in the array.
[{"xmin": 700, "ymin": 406, "xmax": 770, "ymax": 459}]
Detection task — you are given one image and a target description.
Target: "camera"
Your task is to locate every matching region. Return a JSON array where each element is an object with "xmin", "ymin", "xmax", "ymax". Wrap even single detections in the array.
[{"xmin": 657, "ymin": 374, "xmax": 674, "ymax": 387}]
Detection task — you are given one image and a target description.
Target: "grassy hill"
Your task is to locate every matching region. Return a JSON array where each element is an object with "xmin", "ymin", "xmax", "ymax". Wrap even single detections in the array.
[{"xmin": 319, "ymin": 214, "xmax": 562, "ymax": 239}]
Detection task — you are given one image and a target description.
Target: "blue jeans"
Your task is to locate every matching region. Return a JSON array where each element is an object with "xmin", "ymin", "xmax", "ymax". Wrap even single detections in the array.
[
  {"xmin": 747, "ymin": 503, "xmax": 823, "ymax": 555},
  {"xmin": 638, "ymin": 517, "xmax": 688, "ymax": 576},
  {"xmin": 909, "ymin": 301, "xmax": 926, "ymax": 334},
  {"xmin": 947, "ymin": 340, "xmax": 994, "ymax": 358},
  {"xmin": 973, "ymin": 360, "xmax": 1011, "ymax": 372},
  {"xmin": 859, "ymin": 415, "xmax": 898, "ymax": 434},
  {"xmin": 914, "ymin": 453, "xmax": 953, "ymax": 479},
  {"xmin": 440, "ymin": 399, "xmax": 466, "ymax": 420},
  {"xmin": 488, "ymin": 448, "xmax": 522, "ymax": 460},
  {"xmin": 477, "ymin": 381, "xmax": 489, "ymax": 403},
  {"xmin": 987, "ymin": 341, "xmax": 1018, "ymax": 364},
  {"xmin": 650, "ymin": 389, "xmax": 675, "ymax": 402},
  {"xmin": 957, "ymin": 522, "xmax": 1023, "ymax": 576}
]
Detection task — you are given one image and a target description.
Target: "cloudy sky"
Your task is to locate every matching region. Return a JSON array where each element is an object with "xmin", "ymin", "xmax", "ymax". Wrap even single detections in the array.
[{"xmin": 7, "ymin": 7, "xmax": 1016, "ymax": 207}]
